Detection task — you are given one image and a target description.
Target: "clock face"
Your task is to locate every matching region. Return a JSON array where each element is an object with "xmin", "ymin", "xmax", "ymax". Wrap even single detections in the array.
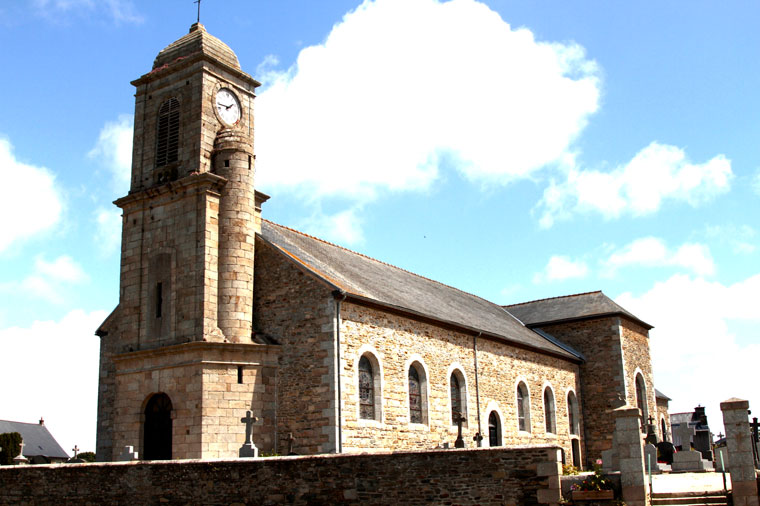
[{"xmin": 215, "ymin": 88, "xmax": 241, "ymax": 126}]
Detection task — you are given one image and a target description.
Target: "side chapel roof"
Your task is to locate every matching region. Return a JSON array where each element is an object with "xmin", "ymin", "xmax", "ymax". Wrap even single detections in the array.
[
  {"xmin": 504, "ymin": 291, "xmax": 653, "ymax": 330},
  {"xmin": 259, "ymin": 220, "xmax": 581, "ymax": 361},
  {"xmin": 0, "ymin": 420, "xmax": 69, "ymax": 460}
]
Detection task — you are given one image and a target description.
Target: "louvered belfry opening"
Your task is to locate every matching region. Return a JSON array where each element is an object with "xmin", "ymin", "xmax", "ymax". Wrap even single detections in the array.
[{"xmin": 156, "ymin": 97, "xmax": 180, "ymax": 168}]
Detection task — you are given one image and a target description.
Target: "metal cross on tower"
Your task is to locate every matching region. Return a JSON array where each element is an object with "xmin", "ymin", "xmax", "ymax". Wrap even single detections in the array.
[{"xmin": 194, "ymin": 0, "xmax": 202, "ymax": 23}]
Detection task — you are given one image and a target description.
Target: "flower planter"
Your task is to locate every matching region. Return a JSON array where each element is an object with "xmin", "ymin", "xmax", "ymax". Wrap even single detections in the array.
[{"xmin": 571, "ymin": 489, "xmax": 614, "ymax": 501}]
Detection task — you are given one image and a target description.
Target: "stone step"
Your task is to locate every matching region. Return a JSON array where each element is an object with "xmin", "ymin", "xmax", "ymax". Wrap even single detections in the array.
[{"xmin": 650, "ymin": 491, "xmax": 729, "ymax": 506}]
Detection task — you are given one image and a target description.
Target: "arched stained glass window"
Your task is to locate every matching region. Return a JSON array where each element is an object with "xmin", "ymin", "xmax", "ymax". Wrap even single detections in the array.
[
  {"xmin": 544, "ymin": 387, "xmax": 556, "ymax": 434},
  {"xmin": 568, "ymin": 391, "xmax": 579, "ymax": 436},
  {"xmin": 488, "ymin": 411, "xmax": 501, "ymax": 447},
  {"xmin": 517, "ymin": 382, "xmax": 530, "ymax": 432},
  {"xmin": 450, "ymin": 374, "xmax": 462, "ymax": 425},
  {"xmin": 635, "ymin": 374, "xmax": 647, "ymax": 432},
  {"xmin": 359, "ymin": 356, "xmax": 374, "ymax": 420},
  {"xmin": 409, "ymin": 366, "xmax": 422, "ymax": 424},
  {"xmin": 156, "ymin": 97, "xmax": 180, "ymax": 168}
]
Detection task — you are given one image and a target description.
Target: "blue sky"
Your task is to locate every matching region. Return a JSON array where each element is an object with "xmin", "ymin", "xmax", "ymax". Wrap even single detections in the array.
[{"xmin": 1, "ymin": 0, "xmax": 758, "ymax": 453}]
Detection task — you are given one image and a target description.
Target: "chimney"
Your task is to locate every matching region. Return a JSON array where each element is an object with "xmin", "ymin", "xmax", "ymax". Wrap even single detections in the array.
[{"xmin": 39, "ymin": 417, "xmax": 44, "ymax": 426}]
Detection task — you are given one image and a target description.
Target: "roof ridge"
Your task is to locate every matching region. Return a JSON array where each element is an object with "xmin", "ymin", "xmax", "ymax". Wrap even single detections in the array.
[
  {"xmin": 504, "ymin": 290, "xmax": 603, "ymax": 308},
  {"xmin": 0, "ymin": 419, "xmax": 41, "ymax": 427},
  {"xmin": 263, "ymin": 219, "xmax": 502, "ymax": 307}
]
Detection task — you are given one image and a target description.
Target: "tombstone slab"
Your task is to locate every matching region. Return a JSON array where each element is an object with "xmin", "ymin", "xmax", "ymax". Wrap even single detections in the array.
[
  {"xmin": 672, "ymin": 450, "xmax": 714, "ymax": 472},
  {"xmin": 117, "ymin": 445, "xmax": 139, "ymax": 461},
  {"xmin": 644, "ymin": 443, "xmax": 670, "ymax": 474}
]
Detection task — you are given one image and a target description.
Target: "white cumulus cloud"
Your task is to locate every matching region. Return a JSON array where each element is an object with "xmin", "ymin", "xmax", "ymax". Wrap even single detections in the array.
[
  {"xmin": 617, "ymin": 273, "xmax": 760, "ymax": 433},
  {"xmin": 298, "ymin": 208, "xmax": 366, "ymax": 246},
  {"xmin": 604, "ymin": 237, "xmax": 715, "ymax": 277},
  {"xmin": 33, "ymin": 0, "xmax": 142, "ymax": 23},
  {"xmin": 534, "ymin": 255, "xmax": 589, "ymax": 283},
  {"xmin": 0, "ymin": 137, "xmax": 64, "ymax": 253},
  {"xmin": 88, "ymin": 115, "xmax": 133, "ymax": 195},
  {"xmin": 538, "ymin": 142, "xmax": 732, "ymax": 227},
  {"xmin": 94, "ymin": 207, "xmax": 122, "ymax": 256},
  {"xmin": 1, "ymin": 255, "xmax": 89, "ymax": 304},
  {"xmin": 255, "ymin": 0, "xmax": 600, "ymax": 201},
  {"xmin": 0, "ymin": 309, "xmax": 106, "ymax": 454}
]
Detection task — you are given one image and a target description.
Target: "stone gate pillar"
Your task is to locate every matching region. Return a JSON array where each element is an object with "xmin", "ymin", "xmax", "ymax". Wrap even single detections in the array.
[
  {"xmin": 614, "ymin": 405, "xmax": 648, "ymax": 506},
  {"xmin": 720, "ymin": 398, "xmax": 758, "ymax": 506}
]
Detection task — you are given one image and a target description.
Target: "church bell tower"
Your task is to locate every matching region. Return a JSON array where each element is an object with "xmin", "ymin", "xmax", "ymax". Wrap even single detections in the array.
[{"xmin": 96, "ymin": 23, "xmax": 277, "ymax": 461}]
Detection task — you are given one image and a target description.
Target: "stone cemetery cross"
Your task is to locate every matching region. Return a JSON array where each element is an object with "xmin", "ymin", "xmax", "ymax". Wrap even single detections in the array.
[
  {"xmin": 241, "ymin": 410, "xmax": 258, "ymax": 445},
  {"xmin": 72, "ymin": 445, "xmax": 79, "ymax": 459},
  {"xmin": 453, "ymin": 411, "xmax": 465, "ymax": 448},
  {"xmin": 675, "ymin": 422, "xmax": 696, "ymax": 451}
]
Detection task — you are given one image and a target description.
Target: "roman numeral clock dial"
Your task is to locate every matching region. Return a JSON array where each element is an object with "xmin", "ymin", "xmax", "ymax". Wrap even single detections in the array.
[{"xmin": 215, "ymin": 88, "xmax": 241, "ymax": 126}]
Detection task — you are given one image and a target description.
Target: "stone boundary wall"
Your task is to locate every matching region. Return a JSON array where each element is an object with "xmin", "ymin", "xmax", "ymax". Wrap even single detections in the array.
[{"xmin": 0, "ymin": 446, "xmax": 559, "ymax": 505}]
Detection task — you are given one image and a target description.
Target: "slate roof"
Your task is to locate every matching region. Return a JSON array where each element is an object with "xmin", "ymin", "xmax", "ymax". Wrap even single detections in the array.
[
  {"xmin": 0, "ymin": 420, "xmax": 69, "ymax": 460},
  {"xmin": 655, "ymin": 389, "xmax": 671, "ymax": 401},
  {"xmin": 259, "ymin": 220, "xmax": 580, "ymax": 361},
  {"xmin": 504, "ymin": 291, "xmax": 652, "ymax": 330}
]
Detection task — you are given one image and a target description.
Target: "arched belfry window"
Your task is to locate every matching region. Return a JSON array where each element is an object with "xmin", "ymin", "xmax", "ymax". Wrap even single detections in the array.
[
  {"xmin": 567, "ymin": 391, "xmax": 579, "ymax": 436},
  {"xmin": 635, "ymin": 373, "xmax": 648, "ymax": 432},
  {"xmin": 450, "ymin": 370, "xmax": 467, "ymax": 425},
  {"xmin": 517, "ymin": 382, "xmax": 530, "ymax": 432},
  {"xmin": 156, "ymin": 97, "xmax": 180, "ymax": 168},
  {"xmin": 359, "ymin": 356, "xmax": 375, "ymax": 420},
  {"xmin": 408, "ymin": 362, "xmax": 429, "ymax": 424},
  {"xmin": 544, "ymin": 387, "xmax": 556, "ymax": 434}
]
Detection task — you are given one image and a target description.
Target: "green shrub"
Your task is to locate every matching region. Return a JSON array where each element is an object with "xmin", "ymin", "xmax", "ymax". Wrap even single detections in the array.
[
  {"xmin": 0, "ymin": 432, "xmax": 22, "ymax": 465},
  {"xmin": 78, "ymin": 451, "xmax": 96, "ymax": 462}
]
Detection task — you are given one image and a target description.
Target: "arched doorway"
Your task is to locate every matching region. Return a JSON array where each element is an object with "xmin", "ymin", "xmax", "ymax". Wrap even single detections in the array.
[
  {"xmin": 488, "ymin": 411, "xmax": 501, "ymax": 447},
  {"xmin": 144, "ymin": 393, "xmax": 172, "ymax": 460}
]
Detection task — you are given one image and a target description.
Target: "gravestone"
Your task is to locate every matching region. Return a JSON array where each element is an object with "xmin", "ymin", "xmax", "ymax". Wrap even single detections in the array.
[
  {"xmin": 644, "ymin": 443, "xmax": 670, "ymax": 473},
  {"xmin": 117, "ymin": 445, "xmax": 139, "ymax": 461},
  {"xmin": 13, "ymin": 440, "xmax": 28, "ymax": 465},
  {"xmin": 692, "ymin": 406, "xmax": 713, "ymax": 461},
  {"xmin": 239, "ymin": 410, "xmax": 259, "ymax": 458},
  {"xmin": 672, "ymin": 423, "xmax": 713, "ymax": 472},
  {"xmin": 656, "ymin": 441, "xmax": 675, "ymax": 465}
]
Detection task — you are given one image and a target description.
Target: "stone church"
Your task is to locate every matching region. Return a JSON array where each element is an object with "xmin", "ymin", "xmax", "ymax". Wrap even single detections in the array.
[{"xmin": 95, "ymin": 24, "xmax": 667, "ymax": 466}]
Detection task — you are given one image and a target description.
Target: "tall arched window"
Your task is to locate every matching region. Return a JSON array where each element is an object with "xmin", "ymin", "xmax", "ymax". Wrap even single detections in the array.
[
  {"xmin": 408, "ymin": 366, "xmax": 422, "ymax": 424},
  {"xmin": 567, "ymin": 391, "xmax": 579, "ymax": 436},
  {"xmin": 156, "ymin": 97, "xmax": 180, "ymax": 168},
  {"xmin": 661, "ymin": 417, "xmax": 668, "ymax": 442},
  {"xmin": 450, "ymin": 370, "xmax": 467, "ymax": 425},
  {"xmin": 359, "ymin": 356, "xmax": 375, "ymax": 420},
  {"xmin": 544, "ymin": 387, "xmax": 556, "ymax": 434},
  {"xmin": 517, "ymin": 382, "xmax": 530, "ymax": 432},
  {"xmin": 488, "ymin": 411, "xmax": 501, "ymax": 447},
  {"xmin": 635, "ymin": 374, "xmax": 648, "ymax": 432}
]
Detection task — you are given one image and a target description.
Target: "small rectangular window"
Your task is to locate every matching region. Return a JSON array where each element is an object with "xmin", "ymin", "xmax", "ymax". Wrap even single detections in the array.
[
  {"xmin": 156, "ymin": 282, "xmax": 163, "ymax": 318},
  {"xmin": 237, "ymin": 366, "xmax": 244, "ymax": 384}
]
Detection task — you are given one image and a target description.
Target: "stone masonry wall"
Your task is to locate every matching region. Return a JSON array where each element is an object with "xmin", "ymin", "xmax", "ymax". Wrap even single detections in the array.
[
  {"xmin": 619, "ymin": 319, "xmax": 656, "ymax": 431},
  {"xmin": 656, "ymin": 398, "xmax": 672, "ymax": 442},
  {"xmin": 538, "ymin": 317, "xmax": 625, "ymax": 465},
  {"xmin": 340, "ymin": 302, "xmax": 582, "ymax": 462},
  {"xmin": 253, "ymin": 239, "xmax": 338, "ymax": 455},
  {"xmin": 107, "ymin": 342, "xmax": 278, "ymax": 460},
  {"xmin": 0, "ymin": 446, "xmax": 560, "ymax": 506}
]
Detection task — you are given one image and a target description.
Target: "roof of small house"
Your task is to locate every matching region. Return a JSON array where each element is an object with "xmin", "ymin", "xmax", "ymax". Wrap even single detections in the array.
[
  {"xmin": 259, "ymin": 220, "xmax": 582, "ymax": 361},
  {"xmin": 503, "ymin": 291, "xmax": 652, "ymax": 330},
  {"xmin": 0, "ymin": 420, "xmax": 69, "ymax": 460}
]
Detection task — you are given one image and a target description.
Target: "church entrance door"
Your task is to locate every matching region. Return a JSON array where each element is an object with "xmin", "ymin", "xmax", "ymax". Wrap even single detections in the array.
[{"xmin": 144, "ymin": 393, "xmax": 172, "ymax": 460}]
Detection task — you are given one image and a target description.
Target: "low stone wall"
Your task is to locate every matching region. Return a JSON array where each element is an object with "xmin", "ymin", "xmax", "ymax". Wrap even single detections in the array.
[{"xmin": 0, "ymin": 446, "xmax": 560, "ymax": 505}]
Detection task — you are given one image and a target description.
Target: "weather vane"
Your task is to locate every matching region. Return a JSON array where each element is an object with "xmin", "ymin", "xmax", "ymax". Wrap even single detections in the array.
[{"xmin": 194, "ymin": 0, "xmax": 202, "ymax": 24}]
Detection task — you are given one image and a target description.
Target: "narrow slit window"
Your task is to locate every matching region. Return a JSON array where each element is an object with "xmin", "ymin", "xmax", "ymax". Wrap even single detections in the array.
[
  {"xmin": 237, "ymin": 366, "xmax": 243, "ymax": 384},
  {"xmin": 155, "ymin": 282, "xmax": 163, "ymax": 318}
]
